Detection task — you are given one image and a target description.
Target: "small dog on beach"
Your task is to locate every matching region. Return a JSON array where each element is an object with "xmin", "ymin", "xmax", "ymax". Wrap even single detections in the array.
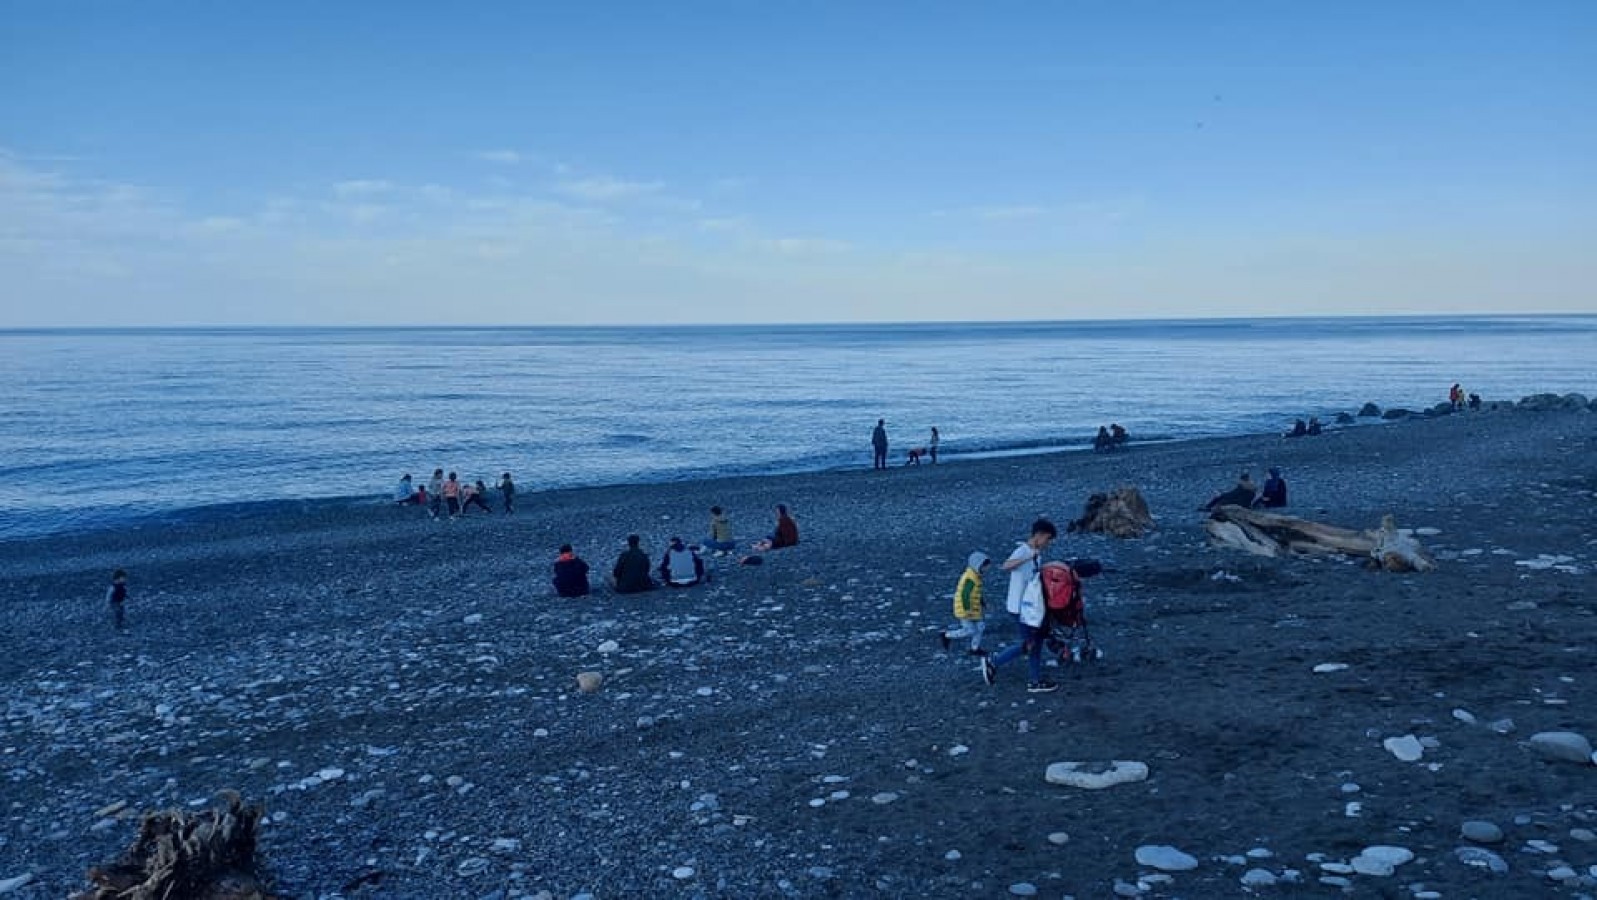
[{"xmin": 905, "ymin": 447, "xmax": 928, "ymax": 465}]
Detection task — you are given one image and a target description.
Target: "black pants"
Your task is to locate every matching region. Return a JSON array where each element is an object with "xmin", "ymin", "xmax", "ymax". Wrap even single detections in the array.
[
  {"xmin": 463, "ymin": 495, "xmax": 492, "ymax": 514},
  {"xmin": 873, "ymin": 448, "xmax": 887, "ymax": 469},
  {"xmin": 111, "ymin": 601, "xmax": 125, "ymax": 630}
]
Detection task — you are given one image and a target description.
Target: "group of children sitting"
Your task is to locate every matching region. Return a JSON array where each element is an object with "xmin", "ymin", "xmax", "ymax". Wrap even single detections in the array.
[
  {"xmin": 550, "ymin": 504, "xmax": 801, "ymax": 597},
  {"xmin": 394, "ymin": 470, "xmax": 515, "ymax": 518}
]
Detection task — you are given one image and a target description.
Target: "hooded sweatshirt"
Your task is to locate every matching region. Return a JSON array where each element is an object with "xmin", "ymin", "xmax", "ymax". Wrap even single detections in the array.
[
  {"xmin": 953, "ymin": 552, "xmax": 988, "ymax": 620},
  {"xmin": 661, "ymin": 540, "xmax": 704, "ymax": 585},
  {"xmin": 553, "ymin": 552, "xmax": 591, "ymax": 597}
]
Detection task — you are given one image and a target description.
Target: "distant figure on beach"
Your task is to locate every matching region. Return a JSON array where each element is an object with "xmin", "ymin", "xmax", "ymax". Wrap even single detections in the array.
[
  {"xmin": 612, "ymin": 535, "xmax": 658, "ymax": 593},
  {"xmin": 704, "ymin": 506, "xmax": 736, "ymax": 554},
  {"xmin": 394, "ymin": 474, "xmax": 421, "ymax": 505},
  {"xmin": 107, "ymin": 568, "xmax": 128, "ymax": 632},
  {"xmin": 981, "ymin": 519, "xmax": 1059, "ymax": 693},
  {"xmin": 552, "ymin": 545, "xmax": 591, "ymax": 597},
  {"xmin": 752, "ymin": 504, "xmax": 799, "ymax": 552},
  {"xmin": 499, "ymin": 473, "xmax": 516, "ymax": 514},
  {"xmin": 1204, "ymin": 472, "xmax": 1258, "ymax": 511},
  {"xmin": 1306, "ymin": 416, "xmax": 1323, "ymax": 436},
  {"xmin": 442, "ymin": 472, "xmax": 462, "ymax": 517},
  {"xmin": 1450, "ymin": 383, "xmax": 1464, "ymax": 411},
  {"xmin": 1468, "ymin": 393, "xmax": 1482, "ymax": 410},
  {"xmin": 1256, "ymin": 467, "xmax": 1288, "ymax": 508},
  {"xmin": 906, "ymin": 446, "xmax": 926, "ymax": 465},
  {"xmin": 1288, "ymin": 419, "xmax": 1308, "ymax": 437},
  {"xmin": 461, "ymin": 479, "xmax": 494, "ymax": 515},
  {"xmin": 427, "ymin": 468, "xmax": 445, "ymax": 519},
  {"xmin": 1093, "ymin": 426, "xmax": 1113, "ymax": 452},
  {"xmin": 659, "ymin": 537, "xmax": 706, "ymax": 588},
  {"xmin": 871, "ymin": 419, "xmax": 889, "ymax": 470},
  {"xmin": 930, "ymin": 427, "xmax": 940, "ymax": 464},
  {"xmin": 941, "ymin": 552, "xmax": 990, "ymax": 656},
  {"xmin": 1110, "ymin": 423, "xmax": 1128, "ymax": 448}
]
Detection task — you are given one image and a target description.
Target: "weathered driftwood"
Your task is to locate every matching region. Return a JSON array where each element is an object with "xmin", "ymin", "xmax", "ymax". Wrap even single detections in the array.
[
  {"xmin": 1068, "ymin": 486, "xmax": 1155, "ymax": 538},
  {"xmin": 1206, "ymin": 507, "xmax": 1435, "ymax": 572},
  {"xmin": 76, "ymin": 791, "xmax": 277, "ymax": 900}
]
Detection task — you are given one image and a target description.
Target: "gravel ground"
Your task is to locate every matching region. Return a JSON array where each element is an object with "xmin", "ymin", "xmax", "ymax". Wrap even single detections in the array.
[{"xmin": 2, "ymin": 404, "xmax": 1595, "ymax": 899}]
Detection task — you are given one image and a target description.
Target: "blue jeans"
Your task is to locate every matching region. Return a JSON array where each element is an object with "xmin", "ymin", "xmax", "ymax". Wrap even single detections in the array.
[
  {"xmin": 992, "ymin": 622, "xmax": 1045, "ymax": 683},
  {"xmin": 702, "ymin": 539, "xmax": 736, "ymax": 552}
]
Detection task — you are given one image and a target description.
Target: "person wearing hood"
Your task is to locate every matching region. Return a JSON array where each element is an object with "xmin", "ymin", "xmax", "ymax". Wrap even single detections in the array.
[
  {"xmin": 552, "ymin": 544, "xmax": 590, "ymax": 597},
  {"xmin": 612, "ymin": 534, "xmax": 657, "ymax": 594},
  {"xmin": 1256, "ymin": 467, "xmax": 1288, "ymax": 508},
  {"xmin": 940, "ymin": 551, "xmax": 991, "ymax": 656},
  {"xmin": 659, "ymin": 537, "xmax": 706, "ymax": 588},
  {"xmin": 394, "ymin": 473, "xmax": 421, "ymax": 505}
]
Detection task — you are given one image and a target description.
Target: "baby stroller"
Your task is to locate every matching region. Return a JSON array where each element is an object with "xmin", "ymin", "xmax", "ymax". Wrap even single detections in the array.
[{"xmin": 1040, "ymin": 560, "xmax": 1103, "ymax": 664}]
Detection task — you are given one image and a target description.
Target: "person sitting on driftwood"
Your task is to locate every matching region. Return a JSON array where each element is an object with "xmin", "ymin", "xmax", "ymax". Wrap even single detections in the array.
[
  {"xmin": 1287, "ymin": 419, "xmax": 1308, "ymax": 437},
  {"xmin": 1306, "ymin": 416, "xmax": 1323, "ymax": 436},
  {"xmin": 1204, "ymin": 472, "xmax": 1258, "ymax": 512},
  {"xmin": 1255, "ymin": 467, "xmax": 1288, "ymax": 508}
]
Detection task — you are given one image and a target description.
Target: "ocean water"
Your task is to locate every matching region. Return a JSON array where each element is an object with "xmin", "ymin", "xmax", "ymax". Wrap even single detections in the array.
[{"xmin": 1, "ymin": 317, "xmax": 1593, "ymax": 540}]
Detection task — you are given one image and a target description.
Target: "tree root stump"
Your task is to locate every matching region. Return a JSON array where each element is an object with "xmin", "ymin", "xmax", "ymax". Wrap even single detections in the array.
[{"xmin": 75, "ymin": 790, "xmax": 278, "ymax": 900}]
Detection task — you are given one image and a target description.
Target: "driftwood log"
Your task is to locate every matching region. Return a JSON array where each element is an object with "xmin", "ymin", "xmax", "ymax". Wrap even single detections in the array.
[
  {"xmin": 75, "ymin": 791, "xmax": 278, "ymax": 900},
  {"xmin": 1067, "ymin": 486, "xmax": 1155, "ymax": 538},
  {"xmin": 1206, "ymin": 507, "xmax": 1435, "ymax": 572}
]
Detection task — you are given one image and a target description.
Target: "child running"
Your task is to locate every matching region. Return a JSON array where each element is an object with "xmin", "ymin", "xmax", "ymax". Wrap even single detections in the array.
[
  {"xmin": 982, "ymin": 518, "xmax": 1060, "ymax": 693},
  {"xmin": 940, "ymin": 552, "xmax": 990, "ymax": 656}
]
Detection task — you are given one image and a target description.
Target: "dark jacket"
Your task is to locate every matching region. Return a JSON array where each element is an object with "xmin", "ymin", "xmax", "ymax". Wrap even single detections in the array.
[
  {"xmin": 553, "ymin": 555, "xmax": 590, "ymax": 597},
  {"xmin": 613, "ymin": 547, "xmax": 656, "ymax": 593},
  {"xmin": 1206, "ymin": 483, "xmax": 1258, "ymax": 511},
  {"xmin": 1257, "ymin": 477, "xmax": 1288, "ymax": 508},
  {"xmin": 871, "ymin": 425, "xmax": 888, "ymax": 450}
]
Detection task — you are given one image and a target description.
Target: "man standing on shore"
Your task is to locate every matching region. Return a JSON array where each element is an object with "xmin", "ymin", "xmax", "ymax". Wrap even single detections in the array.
[{"xmin": 872, "ymin": 419, "xmax": 889, "ymax": 470}]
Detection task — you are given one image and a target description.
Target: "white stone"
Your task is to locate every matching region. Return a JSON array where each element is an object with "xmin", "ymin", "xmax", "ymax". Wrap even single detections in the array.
[
  {"xmin": 1135, "ymin": 845, "xmax": 1199, "ymax": 872},
  {"xmin": 1246, "ymin": 847, "xmax": 1274, "ymax": 859},
  {"xmin": 0, "ymin": 874, "xmax": 35, "ymax": 895},
  {"xmin": 695, "ymin": 687, "xmax": 713, "ymax": 696},
  {"xmin": 1047, "ymin": 832, "xmax": 1070, "ymax": 846},
  {"xmin": 316, "ymin": 767, "xmax": 345, "ymax": 781},
  {"xmin": 672, "ymin": 866, "xmax": 695, "ymax": 880},
  {"xmin": 871, "ymin": 792, "xmax": 899, "ymax": 805},
  {"xmin": 1455, "ymin": 846, "xmax": 1508, "ymax": 873},
  {"xmin": 597, "ymin": 640, "xmax": 620, "ymax": 655},
  {"xmin": 1046, "ymin": 760, "xmax": 1150, "ymax": 789},
  {"xmin": 1344, "ymin": 801, "xmax": 1362, "ymax": 817},
  {"xmin": 807, "ymin": 798, "xmax": 825, "ymax": 807},
  {"xmin": 1452, "ymin": 708, "xmax": 1477, "ymax": 724},
  {"xmin": 456, "ymin": 857, "xmax": 489, "ymax": 877},
  {"xmin": 1008, "ymin": 883, "xmax": 1038, "ymax": 897},
  {"xmin": 1350, "ymin": 845, "xmax": 1413, "ymax": 876},
  {"xmin": 944, "ymin": 849, "xmax": 961, "ymax": 861},
  {"xmin": 1527, "ymin": 731, "xmax": 1593, "ymax": 763},
  {"xmin": 1312, "ymin": 663, "xmax": 1349, "ymax": 673},
  {"xmin": 491, "ymin": 838, "xmax": 521, "ymax": 854},
  {"xmin": 1383, "ymin": 735, "xmax": 1424, "ymax": 762},
  {"xmin": 949, "ymin": 744, "xmax": 969, "ymax": 756},
  {"xmin": 1319, "ymin": 863, "xmax": 1354, "ymax": 874},
  {"xmin": 1112, "ymin": 880, "xmax": 1143, "ymax": 897},
  {"xmin": 1547, "ymin": 866, "xmax": 1577, "ymax": 881},
  {"xmin": 1318, "ymin": 876, "xmax": 1351, "ymax": 888},
  {"xmin": 1526, "ymin": 839, "xmax": 1558, "ymax": 853},
  {"xmin": 1570, "ymin": 828, "xmax": 1596, "ymax": 842},
  {"xmin": 1240, "ymin": 868, "xmax": 1276, "ymax": 887},
  {"xmin": 462, "ymin": 614, "xmax": 483, "ymax": 625}
]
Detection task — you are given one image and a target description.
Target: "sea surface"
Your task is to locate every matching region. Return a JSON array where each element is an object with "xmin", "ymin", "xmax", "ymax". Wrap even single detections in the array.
[{"xmin": 1, "ymin": 317, "xmax": 1594, "ymax": 540}]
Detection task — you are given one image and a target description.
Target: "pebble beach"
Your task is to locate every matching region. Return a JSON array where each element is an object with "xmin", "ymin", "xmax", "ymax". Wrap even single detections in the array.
[{"xmin": 2, "ymin": 401, "xmax": 1595, "ymax": 899}]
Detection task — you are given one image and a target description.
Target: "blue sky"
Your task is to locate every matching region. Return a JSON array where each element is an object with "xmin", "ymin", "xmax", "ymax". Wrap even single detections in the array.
[{"xmin": 2, "ymin": 2, "xmax": 1593, "ymax": 325}]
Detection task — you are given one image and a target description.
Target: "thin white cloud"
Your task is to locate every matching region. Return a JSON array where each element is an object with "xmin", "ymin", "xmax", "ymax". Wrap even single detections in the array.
[
  {"xmin": 975, "ymin": 205, "xmax": 1049, "ymax": 221},
  {"xmin": 332, "ymin": 180, "xmax": 394, "ymax": 198},
  {"xmin": 557, "ymin": 176, "xmax": 664, "ymax": 202},
  {"xmin": 473, "ymin": 150, "xmax": 523, "ymax": 164},
  {"xmin": 756, "ymin": 236, "xmax": 852, "ymax": 255}
]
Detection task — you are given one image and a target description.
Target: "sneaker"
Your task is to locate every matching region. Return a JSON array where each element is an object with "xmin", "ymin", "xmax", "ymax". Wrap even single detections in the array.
[
  {"xmin": 939, "ymin": 633, "xmax": 951, "ymax": 651},
  {"xmin": 1026, "ymin": 680, "xmax": 1060, "ymax": 694},
  {"xmin": 980, "ymin": 657, "xmax": 997, "ymax": 686}
]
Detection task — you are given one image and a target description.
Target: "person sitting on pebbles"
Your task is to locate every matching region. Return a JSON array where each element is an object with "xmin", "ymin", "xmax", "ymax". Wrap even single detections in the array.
[
  {"xmin": 658, "ymin": 537, "xmax": 706, "ymax": 588},
  {"xmin": 552, "ymin": 544, "xmax": 591, "ymax": 597},
  {"xmin": 1203, "ymin": 472, "xmax": 1258, "ymax": 511},
  {"xmin": 612, "ymin": 534, "xmax": 658, "ymax": 594},
  {"xmin": 750, "ymin": 504, "xmax": 799, "ymax": 552}
]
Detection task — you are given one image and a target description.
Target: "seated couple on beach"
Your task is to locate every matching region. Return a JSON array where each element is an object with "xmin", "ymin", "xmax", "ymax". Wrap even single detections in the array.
[
  {"xmin": 1202, "ymin": 468, "xmax": 1287, "ymax": 511},
  {"xmin": 1092, "ymin": 424, "xmax": 1129, "ymax": 452},
  {"xmin": 1285, "ymin": 418, "xmax": 1323, "ymax": 437}
]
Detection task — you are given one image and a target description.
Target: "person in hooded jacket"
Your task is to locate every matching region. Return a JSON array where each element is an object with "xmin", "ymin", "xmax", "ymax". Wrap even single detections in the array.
[
  {"xmin": 659, "ymin": 537, "xmax": 706, "ymax": 587},
  {"xmin": 1256, "ymin": 467, "xmax": 1288, "ymax": 508},
  {"xmin": 940, "ymin": 551, "xmax": 990, "ymax": 656},
  {"xmin": 612, "ymin": 535, "xmax": 657, "ymax": 593}
]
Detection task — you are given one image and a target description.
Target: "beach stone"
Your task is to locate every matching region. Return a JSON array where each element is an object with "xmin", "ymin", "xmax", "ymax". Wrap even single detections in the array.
[
  {"xmin": 1047, "ymin": 832, "xmax": 1070, "ymax": 846},
  {"xmin": 1112, "ymin": 881, "xmax": 1143, "ymax": 897},
  {"xmin": 457, "ymin": 857, "xmax": 490, "ymax": 877},
  {"xmin": 1383, "ymin": 735, "xmax": 1424, "ymax": 762},
  {"xmin": 0, "ymin": 874, "xmax": 34, "ymax": 894},
  {"xmin": 575, "ymin": 671, "xmax": 603, "ymax": 693},
  {"xmin": 1462, "ymin": 820, "xmax": 1504, "ymax": 843},
  {"xmin": 672, "ymin": 866, "xmax": 694, "ymax": 880},
  {"xmin": 596, "ymin": 640, "xmax": 620, "ymax": 655},
  {"xmin": 871, "ymin": 792, "xmax": 899, "ymax": 805},
  {"xmin": 1452, "ymin": 708, "xmax": 1477, "ymax": 724},
  {"xmin": 1135, "ymin": 845, "xmax": 1199, "ymax": 872},
  {"xmin": 1528, "ymin": 731, "xmax": 1593, "ymax": 763},
  {"xmin": 1312, "ymin": 663, "xmax": 1349, "ymax": 673},
  {"xmin": 1046, "ymin": 760, "xmax": 1149, "ymax": 789},
  {"xmin": 490, "ymin": 838, "xmax": 521, "ymax": 854},
  {"xmin": 944, "ymin": 850, "xmax": 961, "ymax": 861},
  {"xmin": 1358, "ymin": 402, "xmax": 1381, "ymax": 418},
  {"xmin": 1382, "ymin": 408, "xmax": 1412, "ymax": 420},
  {"xmin": 1548, "ymin": 866, "xmax": 1578, "ymax": 881},
  {"xmin": 1008, "ymin": 883, "xmax": 1038, "ymax": 896},
  {"xmin": 1319, "ymin": 876, "xmax": 1351, "ymax": 888},
  {"xmin": 1570, "ymin": 828, "xmax": 1596, "ymax": 842},
  {"xmin": 1335, "ymin": 411, "xmax": 1355, "ymax": 425},
  {"xmin": 1351, "ymin": 846, "xmax": 1413, "ymax": 876},
  {"xmin": 1240, "ymin": 868, "xmax": 1276, "ymax": 887},
  {"xmin": 462, "ymin": 614, "xmax": 483, "ymax": 625},
  {"xmin": 1489, "ymin": 718, "xmax": 1516, "ymax": 734}
]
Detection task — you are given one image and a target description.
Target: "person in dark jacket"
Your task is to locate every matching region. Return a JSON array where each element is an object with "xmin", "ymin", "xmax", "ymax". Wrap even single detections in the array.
[
  {"xmin": 1255, "ymin": 467, "xmax": 1288, "ymax": 508},
  {"xmin": 659, "ymin": 537, "xmax": 706, "ymax": 588},
  {"xmin": 612, "ymin": 535, "xmax": 657, "ymax": 593},
  {"xmin": 499, "ymin": 473, "xmax": 516, "ymax": 514},
  {"xmin": 552, "ymin": 545, "xmax": 590, "ymax": 597},
  {"xmin": 753, "ymin": 504, "xmax": 800, "ymax": 551},
  {"xmin": 1204, "ymin": 472, "xmax": 1258, "ymax": 511},
  {"xmin": 871, "ymin": 419, "xmax": 889, "ymax": 470},
  {"xmin": 107, "ymin": 568, "xmax": 129, "ymax": 631}
]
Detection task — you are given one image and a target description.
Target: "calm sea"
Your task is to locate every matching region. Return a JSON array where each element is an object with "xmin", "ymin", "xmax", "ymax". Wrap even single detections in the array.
[{"xmin": 1, "ymin": 317, "xmax": 1593, "ymax": 540}]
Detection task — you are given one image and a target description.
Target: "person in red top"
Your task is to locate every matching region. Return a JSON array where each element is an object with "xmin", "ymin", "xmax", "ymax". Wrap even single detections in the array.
[{"xmin": 753, "ymin": 504, "xmax": 799, "ymax": 551}]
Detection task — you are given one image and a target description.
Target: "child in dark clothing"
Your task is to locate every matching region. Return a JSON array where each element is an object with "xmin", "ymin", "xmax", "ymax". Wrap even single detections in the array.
[
  {"xmin": 499, "ymin": 473, "xmax": 516, "ymax": 514},
  {"xmin": 552, "ymin": 545, "xmax": 591, "ymax": 597},
  {"xmin": 107, "ymin": 569, "xmax": 128, "ymax": 631}
]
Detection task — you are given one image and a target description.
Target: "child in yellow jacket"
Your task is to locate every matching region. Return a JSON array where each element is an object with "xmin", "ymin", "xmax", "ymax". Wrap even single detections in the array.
[{"xmin": 940, "ymin": 552, "xmax": 990, "ymax": 656}]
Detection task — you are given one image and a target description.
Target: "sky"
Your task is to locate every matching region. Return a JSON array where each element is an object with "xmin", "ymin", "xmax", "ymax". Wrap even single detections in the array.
[{"xmin": 2, "ymin": 2, "xmax": 1594, "ymax": 326}]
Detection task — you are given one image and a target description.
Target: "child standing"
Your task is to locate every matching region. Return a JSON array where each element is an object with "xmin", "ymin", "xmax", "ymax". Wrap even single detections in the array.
[
  {"xmin": 107, "ymin": 569, "xmax": 128, "ymax": 631},
  {"xmin": 940, "ymin": 552, "xmax": 989, "ymax": 655},
  {"xmin": 982, "ymin": 518, "xmax": 1060, "ymax": 693},
  {"xmin": 499, "ymin": 473, "xmax": 516, "ymax": 514}
]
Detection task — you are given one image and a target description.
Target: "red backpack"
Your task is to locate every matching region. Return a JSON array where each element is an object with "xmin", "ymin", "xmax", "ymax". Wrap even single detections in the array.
[{"xmin": 1041, "ymin": 562, "xmax": 1082, "ymax": 618}]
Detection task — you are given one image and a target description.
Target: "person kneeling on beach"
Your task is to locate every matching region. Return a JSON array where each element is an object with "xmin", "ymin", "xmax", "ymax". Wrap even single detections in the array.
[
  {"xmin": 941, "ymin": 552, "xmax": 990, "ymax": 656},
  {"xmin": 553, "ymin": 545, "xmax": 591, "ymax": 598},
  {"xmin": 612, "ymin": 534, "xmax": 658, "ymax": 594},
  {"xmin": 981, "ymin": 519, "xmax": 1060, "ymax": 693},
  {"xmin": 659, "ymin": 537, "xmax": 706, "ymax": 588},
  {"xmin": 751, "ymin": 504, "xmax": 800, "ymax": 552}
]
